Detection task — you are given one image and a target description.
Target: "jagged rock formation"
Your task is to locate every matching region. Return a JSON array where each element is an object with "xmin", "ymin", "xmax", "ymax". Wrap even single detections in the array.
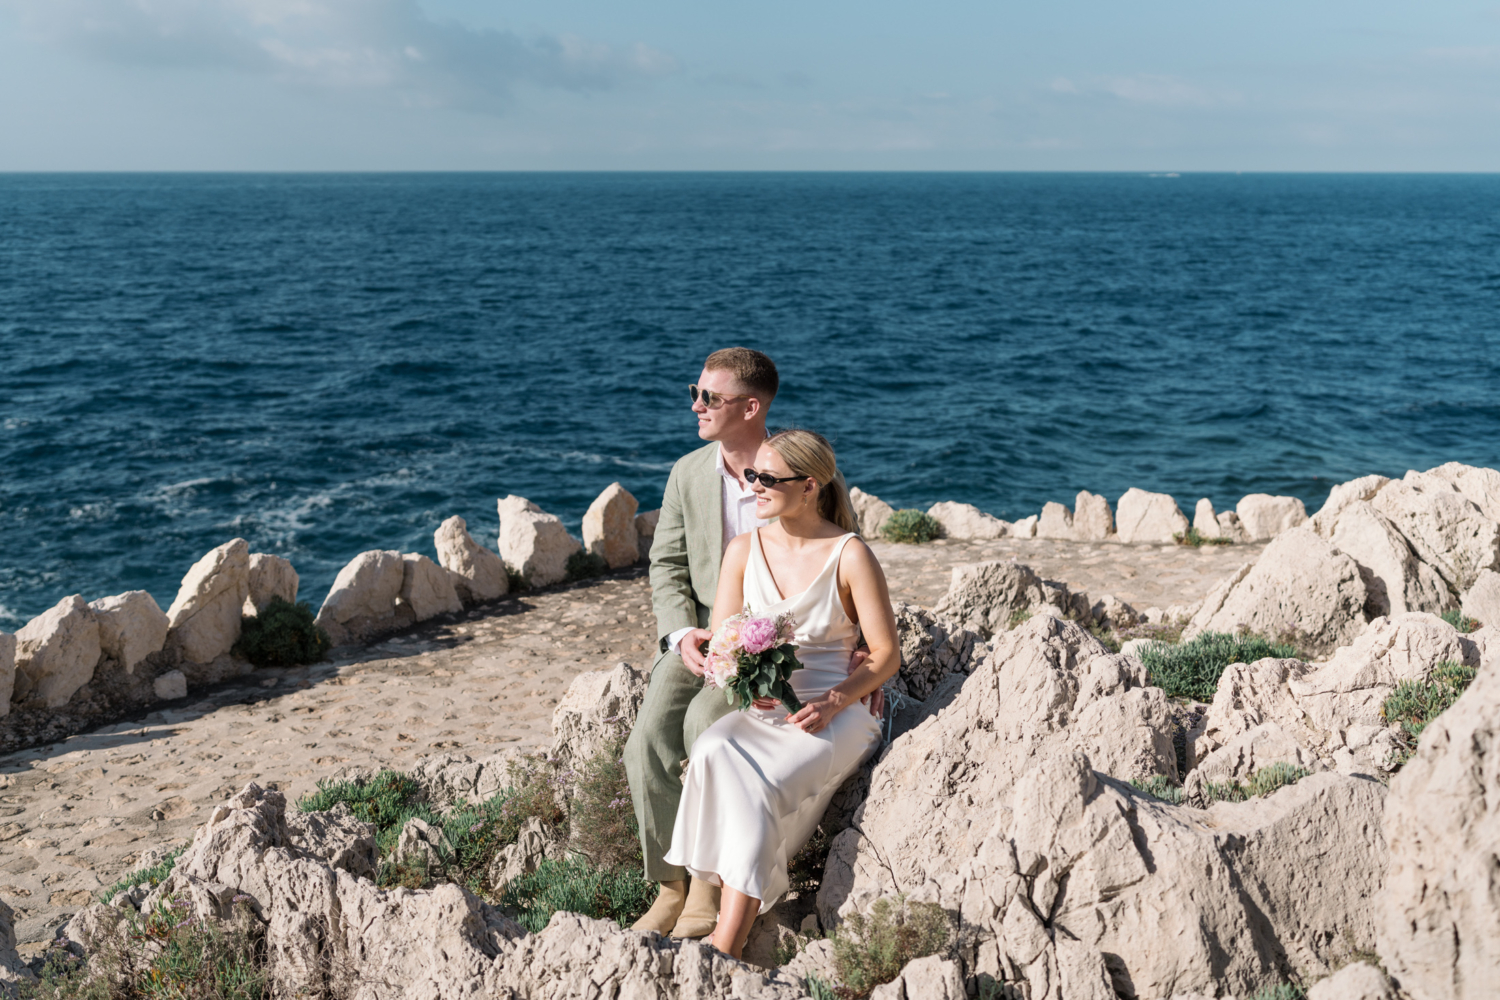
[
  {"xmin": 13, "ymin": 593, "xmax": 100, "ymax": 709},
  {"xmin": 166, "ymin": 538, "xmax": 250, "ymax": 664},
  {"xmin": 1236, "ymin": 494, "xmax": 1309, "ymax": 542},
  {"xmin": 926, "ymin": 501, "xmax": 1009, "ymax": 540},
  {"xmin": 636, "ymin": 508, "xmax": 661, "ymax": 562},
  {"xmin": 850, "ymin": 487, "xmax": 895, "ymax": 538},
  {"xmin": 315, "ymin": 548, "xmax": 405, "ymax": 646},
  {"xmin": 398, "ymin": 553, "xmax": 464, "ymax": 621},
  {"xmin": 1115, "ymin": 488, "xmax": 1189, "ymax": 544},
  {"xmin": 932, "ymin": 561, "xmax": 1089, "ymax": 639},
  {"xmin": 245, "ymin": 552, "xmax": 299, "ymax": 614},
  {"xmin": 89, "ymin": 590, "xmax": 169, "ymax": 674}
]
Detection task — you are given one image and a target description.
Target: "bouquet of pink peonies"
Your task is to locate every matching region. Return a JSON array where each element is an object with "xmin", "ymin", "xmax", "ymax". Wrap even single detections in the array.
[{"xmin": 702, "ymin": 611, "xmax": 806, "ymax": 713}]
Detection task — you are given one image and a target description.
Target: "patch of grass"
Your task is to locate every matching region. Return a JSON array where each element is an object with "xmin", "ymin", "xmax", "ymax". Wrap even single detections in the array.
[
  {"xmin": 1086, "ymin": 621, "xmax": 1122, "ymax": 653},
  {"xmin": 1382, "ymin": 661, "xmax": 1478, "ymax": 769},
  {"xmin": 565, "ymin": 550, "xmax": 608, "ymax": 582},
  {"xmin": 1174, "ymin": 527, "xmax": 1234, "ymax": 548},
  {"xmin": 1205, "ymin": 763, "xmax": 1312, "ymax": 804},
  {"xmin": 1117, "ymin": 617, "xmax": 1189, "ymax": 646},
  {"xmin": 1129, "ymin": 775, "xmax": 1184, "ymax": 805},
  {"xmin": 1006, "ymin": 608, "xmax": 1033, "ymax": 630},
  {"xmin": 100, "ymin": 846, "xmax": 184, "ymax": 902},
  {"xmin": 805, "ymin": 974, "xmax": 840, "ymax": 1000},
  {"xmin": 24, "ymin": 895, "xmax": 268, "ymax": 1000},
  {"xmin": 828, "ymin": 895, "xmax": 951, "ymax": 999},
  {"xmin": 1247, "ymin": 985, "xmax": 1306, "ymax": 1000},
  {"xmin": 1139, "ymin": 631, "xmax": 1299, "ymax": 701},
  {"xmin": 233, "ymin": 597, "xmax": 330, "ymax": 668},
  {"xmin": 879, "ymin": 510, "xmax": 942, "ymax": 545},
  {"xmin": 496, "ymin": 856, "xmax": 657, "ymax": 933},
  {"xmin": 1440, "ymin": 608, "xmax": 1481, "ymax": 633}
]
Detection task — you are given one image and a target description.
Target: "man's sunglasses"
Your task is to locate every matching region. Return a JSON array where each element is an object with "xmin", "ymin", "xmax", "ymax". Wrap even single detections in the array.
[
  {"xmin": 744, "ymin": 469, "xmax": 811, "ymax": 488},
  {"xmin": 690, "ymin": 384, "xmax": 749, "ymax": 410}
]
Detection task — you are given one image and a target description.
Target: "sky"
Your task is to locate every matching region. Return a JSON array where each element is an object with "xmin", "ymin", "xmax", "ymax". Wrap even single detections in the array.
[{"xmin": 1, "ymin": 1, "xmax": 1498, "ymax": 170}]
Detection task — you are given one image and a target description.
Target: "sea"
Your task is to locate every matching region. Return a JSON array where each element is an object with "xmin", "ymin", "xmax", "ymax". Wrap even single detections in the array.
[{"xmin": 2, "ymin": 172, "xmax": 1498, "ymax": 627}]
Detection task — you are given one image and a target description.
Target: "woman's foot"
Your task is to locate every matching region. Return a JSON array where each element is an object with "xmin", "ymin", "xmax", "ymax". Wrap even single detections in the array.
[{"xmin": 631, "ymin": 880, "xmax": 687, "ymax": 934}]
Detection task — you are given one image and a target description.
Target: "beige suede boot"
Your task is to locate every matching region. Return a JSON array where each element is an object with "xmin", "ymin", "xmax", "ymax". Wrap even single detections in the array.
[
  {"xmin": 631, "ymin": 880, "xmax": 688, "ymax": 934},
  {"xmin": 669, "ymin": 878, "xmax": 720, "ymax": 938}
]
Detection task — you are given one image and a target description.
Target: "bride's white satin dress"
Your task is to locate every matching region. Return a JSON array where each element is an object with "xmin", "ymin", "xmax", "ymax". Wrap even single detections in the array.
[{"xmin": 663, "ymin": 529, "xmax": 882, "ymax": 905}]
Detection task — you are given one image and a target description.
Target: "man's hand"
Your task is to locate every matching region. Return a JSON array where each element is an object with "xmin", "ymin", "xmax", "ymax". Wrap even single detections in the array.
[{"xmin": 679, "ymin": 628, "xmax": 714, "ymax": 676}]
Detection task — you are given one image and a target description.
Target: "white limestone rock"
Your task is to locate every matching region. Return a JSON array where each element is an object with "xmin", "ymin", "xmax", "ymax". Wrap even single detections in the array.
[
  {"xmin": 89, "ymin": 590, "xmax": 169, "ymax": 675},
  {"xmin": 1371, "ymin": 469, "xmax": 1500, "ymax": 592},
  {"xmin": 583, "ymin": 482, "xmax": 640, "ymax": 570},
  {"xmin": 1306, "ymin": 962, "xmax": 1395, "ymax": 1000},
  {"xmin": 166, "ymin": 538, "xmax": 250, "ymax": 664},
  {"xmin": 1235, "ymin": 494, "xmax": 1309, "ymax": 541},
  {"xmin": 1461, "ymin": 567, "xmax": 1500, "ymax": 629},
  {"xmin": 1377, "ymin": 641, "xmax": 1500, "ymax": 1000},
  {"xmin": 1424, "ymin": 460, "xmax": 1500, "ymax": 523},
  {"xmin": 434, "ymin": 515, "xmax": 508, "ymax": 605},
  {"xmin": 1089, "ymin": 594, "xmax": 1139, "ymax": 630},
  {"xmin": 1183, "ymin": 524, "xmax": 1369, "ymax": 656},
  {"xmin": 1216, "ymin": 510, "xmax": 1250, "ymax": 543},
  {"xmin": 285, "ymin": 802, "xmax": 378, "ymax": 881},
  {"xmin": 153, "ymin": 669, "xmax": 188, "ymax": 701},
  {"xmin": 550, "ymin": 660, "xmax": 648, "ymax": 777},
  {"xmin": 1192, "ymin": 497, "xmax": 1220, "ymax": 538},
  {"xmin": 932, "ymin": 560, "xmax": 1051, "ymax": 639},
  {"xmin": 314, "ymin": 549, "xmax": 404, "ymax": 646},
  {"xmin": 1311, "ymin": 498, "xmax": 1452, "ymax": 617},
  {"xmin": 1035, "ymin": 501, "xmax": 1074, "ymax": 540},
  {"xmin": 850, "ymin": 487, "xmax": 895, "ymax": 538},
  {"xmin": 1311, "ymin": 474, "xmax": 1392, "ymax": 529},
  {"xmin": 244, "ymin": 553, "xmax": 298, "ymax": 615},
  {"xmin": 1115, "ymin": 487, "xmax": 1189, "ymax": 544},
  {"xmin": 869, "ymin": 955, "xmax": 966, "ymax": 1000},
  {"xmin": 1011, "ymin": 514, "xmax": 1038, "ymax": 538},
  {"xmin": 13, "ymin": 594, "xmax": 101, "ymax": 709},
  {"xmin": 636, "ymin": 508, "xmax": 661, "ymax": 562},
  {"xmin": 1072, "ymin": 490, "xmax": 1115, "ymax": 541},
  {"xmin": 0, "ymin": 897, "xmax": 36, "ymax": 990},
  {"xmin": 498, "ymin": 494, "xmax": 580, "ymax": 588},
  {"xmin": 892, "ymin": 602, "xmax": 980, "ymax": 701},
  {"xmin": 399, "ymin": 553, "xmax": 464, "ymax": 622},
  {"xmin": 1068, "ymin": 685, "xmax": 1179, "ymax": 782},
  {"xmin": 1192, "ymin": 721, "xmax": 1320, "ymax": 784},
  {"xmin": 0, "ymin": 632, "xmax": 13, "ymax": 719},
  {"xmin": 926, "ymin": 501, "xmax": 1009, "ymax": 540}
]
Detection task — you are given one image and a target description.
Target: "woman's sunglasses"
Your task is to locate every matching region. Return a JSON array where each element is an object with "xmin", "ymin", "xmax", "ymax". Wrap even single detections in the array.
[
  {"xmin": 690, "ymin": 384, "xmax": 749, "ymax": 410},
  {"xmin": 744, "ymin": 469, "xmax": 811, "ymax": 487}
]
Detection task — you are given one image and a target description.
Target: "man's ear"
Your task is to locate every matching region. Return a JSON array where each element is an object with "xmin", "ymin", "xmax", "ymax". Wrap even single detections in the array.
[{"xmin": 742, "ymin": 396, "xmax": 763, "ymax": 421}]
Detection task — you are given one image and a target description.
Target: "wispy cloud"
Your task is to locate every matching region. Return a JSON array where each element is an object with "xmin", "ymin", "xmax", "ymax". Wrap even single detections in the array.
[
  {"xmin": 1051, "ymin": 73, "xmax": 1229, "ymax": 108},
  {"xmin": 3, "ymin": 0, "xmax": 676, "ymax": 111}
]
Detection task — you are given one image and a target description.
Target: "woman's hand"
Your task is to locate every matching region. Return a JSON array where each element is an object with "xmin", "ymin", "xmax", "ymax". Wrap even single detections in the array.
[
  {"xmin": 751, "ymin": 696, "xmax": 779, "ymax": 710},
  {"xmin": 786, "ymin": 690, "xmax": 848, "ymax": 735}
]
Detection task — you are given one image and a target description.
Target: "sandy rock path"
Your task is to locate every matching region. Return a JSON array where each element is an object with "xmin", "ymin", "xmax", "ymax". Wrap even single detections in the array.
[{"xmin": 0, "ymin": 537, "xmax": 1257, "ymax": 949}]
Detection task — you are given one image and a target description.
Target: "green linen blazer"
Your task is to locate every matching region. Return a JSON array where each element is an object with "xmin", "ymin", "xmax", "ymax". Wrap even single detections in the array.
[{"xmin": 649, "ymin": 442, "xmax": 726, "ymax": 647}]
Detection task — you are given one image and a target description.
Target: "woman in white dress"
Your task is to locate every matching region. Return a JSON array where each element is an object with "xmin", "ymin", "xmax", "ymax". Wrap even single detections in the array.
[{"xmin": 663, "ymin": 429, "xmax": 900, "ymax": 959}]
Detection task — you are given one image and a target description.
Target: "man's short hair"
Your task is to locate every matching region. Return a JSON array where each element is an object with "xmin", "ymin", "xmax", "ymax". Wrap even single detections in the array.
[{"xmin": 704, "ymin": 347, "xmax": 778, "ymax": 401}]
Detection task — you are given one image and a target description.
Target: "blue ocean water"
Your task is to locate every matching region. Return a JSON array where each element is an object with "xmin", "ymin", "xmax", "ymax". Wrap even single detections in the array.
[{"xmin": 2, "ymin": 172, "xmax": 1498, "ymax": 627}]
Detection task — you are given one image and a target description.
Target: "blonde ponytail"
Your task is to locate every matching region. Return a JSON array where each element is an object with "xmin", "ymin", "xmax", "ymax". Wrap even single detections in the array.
[{"xmin": 764, "ymin": 429, "xmax": 860, "ymax": 535}]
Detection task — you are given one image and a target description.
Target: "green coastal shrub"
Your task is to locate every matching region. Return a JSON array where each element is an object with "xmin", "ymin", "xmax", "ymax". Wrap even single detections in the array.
[
  {"xmin": 233, "ymin": 597, "xmax": 330, "ymax": 668},
  {"xmin": 1382, "ymin": 661, "xmax": 1477, "ymax": 769},
  {"xmin": 24, "ymin": 894, "xmax": 268, "ymax": 1000},
  {"xmin": 879, "ymin": 510, "xmax": 942, "ymax": 545},
  {"xmin": 1139, "ymin": 631, "xmax": 1299, "ymax": 701},
  {"xmin": 497, "ymin": 856, "xmax": 656, "ymax": 933},
  {"xmin": 1247, "ymin": 984, "xmax": 1306, "ymax": 1000},
  {"xmin": 565, "ymin": 550, "xmax": 608, "ymax": 582},
  {"xmin": 1173, "ymin": 527, "xmax": 1233, "ymax": 548},
  {"xmin": 1440, "ymin": 608, "xmax": 1481, "ymax": 633},
  {"xmin": 1129, "ymin": 775, "xmax": 1184, "ymax": 805},
  {"xmin": 568, "ymin": 731, "xmax": 641, "ymax": 871},
  {"xmin": 1205, "ymin": 763, "xmax": 1312, "ymax": 804},
  {"xmin": 99, "ymin": 846, "xmax": 184, "ymax": 902},
  {"xmin": 828, "ymin": 895, "xmax": 951, "ymax": 999}
]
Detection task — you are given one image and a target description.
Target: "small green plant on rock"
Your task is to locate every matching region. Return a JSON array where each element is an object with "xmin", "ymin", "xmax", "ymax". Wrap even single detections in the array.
[
  {"xmin": 24, "ymin": 894, "xmax": 268, "ymax": 1000},
  {"xmin": 828, "ymin": 895, "xmax": 951, "ymax": 999},
  {"xmin": 1204, "ymin": 763, "xmax": 1311, "ymax": 804},
  {"xmin": 1173, "ymin": 527, "xmax": 1234, "ymax": 548},
  {"xmin": 1129, "ymin": 775, "xmax": 1184, "ymax": 805},
  {"xmin": 1382, "ymin": 660, "xmax": 1477, "ymax": 769},
  {"xmin": 100, "ymin": 846, "xmax": 184, "ymax": 902},
  {"xmin": 565, "ymin": 550, "xmax": 608, "ymax": 582},
  {"xmin": 568, "ymin": 731, "xmax": 640, "ymax": 870},
  {"xmin": 1247, "ymin": 984, "xmax": 1306, "ymax": 1000},
  {"xmin": 879, "ymin": 510, "xmax": 942, "ymax": 545},
  {"xmin": 1139, "ymin": 631, "xmax": 1299, "ymax": 701},
  {"xmin": 233, "ymin": 597, "xmax": 330, "ymax": 668},
  {"xmin": 1440, "ymin": 608, "xmax": 1481, "ymax": 633}
]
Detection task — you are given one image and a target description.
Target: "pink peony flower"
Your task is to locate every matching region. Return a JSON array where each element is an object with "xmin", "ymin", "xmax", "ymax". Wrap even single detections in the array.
[{"xmin": 740, "ymin": 616, "xmax": 780, "ymax": 654}]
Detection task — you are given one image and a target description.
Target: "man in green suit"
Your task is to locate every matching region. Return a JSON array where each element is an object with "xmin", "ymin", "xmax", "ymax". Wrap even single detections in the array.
[{"xmin": 625, "ymin": 347, "xmax": 779, "ymax": 937}]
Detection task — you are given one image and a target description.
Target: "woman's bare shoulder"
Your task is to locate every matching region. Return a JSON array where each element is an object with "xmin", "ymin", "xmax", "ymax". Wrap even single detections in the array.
[{"xmin": 837, "ymin": 535, "xmax": 884, "ymax": 578}]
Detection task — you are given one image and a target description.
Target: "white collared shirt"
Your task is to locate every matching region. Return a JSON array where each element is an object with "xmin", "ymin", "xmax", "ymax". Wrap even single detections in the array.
[{"xmin": 666, "ymin": 444, "xmax": 771, "ymax": 653}]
